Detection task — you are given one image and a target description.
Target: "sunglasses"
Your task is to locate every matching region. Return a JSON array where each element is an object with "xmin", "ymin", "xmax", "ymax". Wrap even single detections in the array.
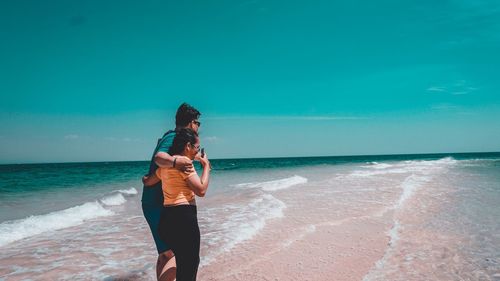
[{"xmin": 192, "ymin": 120, "xmax": 201, "ymax": 127}]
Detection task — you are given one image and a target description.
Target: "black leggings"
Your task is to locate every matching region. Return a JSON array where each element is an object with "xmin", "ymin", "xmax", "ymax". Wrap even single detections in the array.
[{"xmin": 159, "ymin": 205, "xmax": 200, "ymax": 281}]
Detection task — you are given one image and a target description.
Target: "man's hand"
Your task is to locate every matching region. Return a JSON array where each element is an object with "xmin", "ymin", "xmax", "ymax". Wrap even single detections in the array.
[
  {"xmin": 175, "ymin": 157, "xmax": 195, "ymax": 173},
  {"xmin": 142, "ymin": 173, "xmax": 160, "ymax": 187}
]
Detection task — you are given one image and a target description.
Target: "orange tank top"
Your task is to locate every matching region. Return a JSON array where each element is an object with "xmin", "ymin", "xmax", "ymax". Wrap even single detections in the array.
[{"xmin": 155, "ymin": 156, "xmax": 197, "ymax": 206}]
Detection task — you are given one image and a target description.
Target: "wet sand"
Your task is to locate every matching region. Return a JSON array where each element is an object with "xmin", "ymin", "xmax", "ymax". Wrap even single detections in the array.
[{"xmin": 198, "ymin": 172, "xmax": 397, "ymax": 281}]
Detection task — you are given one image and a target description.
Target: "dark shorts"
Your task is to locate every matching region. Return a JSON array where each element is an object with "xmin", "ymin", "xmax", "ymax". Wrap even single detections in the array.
[{"xmin": 142, "ymin": 184, "xmax": 169, "ymax": 254}]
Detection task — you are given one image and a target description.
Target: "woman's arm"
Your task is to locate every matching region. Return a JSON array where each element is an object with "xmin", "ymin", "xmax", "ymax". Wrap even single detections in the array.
[
  {"xmin": 142, "ymin": 172, "xmax": 161, "ymax": 187},
  {"xmin": 186, "ymin": 155, "xmax": 211, "ymax": 197},
  {"xmin": 155, "ymin": 151, "xmax": 194, "ymax": 172}
]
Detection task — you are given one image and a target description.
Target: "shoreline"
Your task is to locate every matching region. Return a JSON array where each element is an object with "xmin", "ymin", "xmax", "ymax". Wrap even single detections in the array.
[
  {"xmin": 1, "ymin": 157, "xmax": 498, "ymax": 280},
  {"xmin": 1, "ymin": 151, "xmax": 499, "ymax": 166}
]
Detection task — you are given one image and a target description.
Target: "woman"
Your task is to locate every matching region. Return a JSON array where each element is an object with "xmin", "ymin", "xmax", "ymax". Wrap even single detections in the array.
[{"xmin": 143, "ymin": 128, "xmax": 210, "ymax": 281}]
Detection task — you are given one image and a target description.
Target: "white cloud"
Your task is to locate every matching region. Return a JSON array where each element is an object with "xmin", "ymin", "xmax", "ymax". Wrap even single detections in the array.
[
  {"xmin": 284, "ymin": 116, "xmax": 368, "ymax": 121},
  {"xmin": 204, "ymin": 115, "xmax": 369, "ymax": 121},
  {"xmin": 121, "ymin": 137, "xmax": 142, "ymax": 142},
  {"xmin": 427, "ymin": 86, "xmax": 447, "ymax": 92},
  {"xmin": 104, "ymin": 136, "xmax": 142, "ymax": 142},
  {"xmin": 431, "ymin": 103, "xmax": 461, "ymax": 111},
  {"xmin": 203, "ymin": 136, "xmax": 219, "ymax": 142},
  {"xmin": 427, "ymin": 80, "xmax": 478, "ymax": 96},
  {"xmin": 64, "ymin": 134, "xmax": 79, "ymax": 140}
]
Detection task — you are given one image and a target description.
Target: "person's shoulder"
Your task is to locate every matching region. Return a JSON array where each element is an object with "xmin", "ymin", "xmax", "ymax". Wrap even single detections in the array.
[
  {"xmin": 161, "ymin": 130, "xmax": 176, "ymax": 142},
  {"xmin": 156, "ymin": 130, "xmax": 176, "ymax": 153},
  {"xmin": 176, "ymin": 155, "xmax": 191, "ymax": 161},
  {"xmin": 165, "ymin": 130, "xmax": 176, "ymax": 137}
]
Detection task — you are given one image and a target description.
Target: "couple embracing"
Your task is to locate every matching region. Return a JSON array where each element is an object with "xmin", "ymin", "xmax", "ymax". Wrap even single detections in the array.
[{"xmin": 141, "ymin": 103, "xmax": 211, "ymax": 281}]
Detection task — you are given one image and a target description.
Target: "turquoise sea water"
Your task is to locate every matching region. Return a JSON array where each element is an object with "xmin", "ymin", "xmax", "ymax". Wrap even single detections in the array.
[
  {"xmin": 0, "ymin": 152, "xmax": 496, "ymax": 221},
  {"xmin": 0, "ymin": 152, "xmax": 499, "ymax": 280}
]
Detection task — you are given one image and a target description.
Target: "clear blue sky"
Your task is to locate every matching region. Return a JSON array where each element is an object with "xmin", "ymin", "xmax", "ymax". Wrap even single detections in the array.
[{"xmin": 1, "ymin": 0, "xmax": 499, "ymax": 163}]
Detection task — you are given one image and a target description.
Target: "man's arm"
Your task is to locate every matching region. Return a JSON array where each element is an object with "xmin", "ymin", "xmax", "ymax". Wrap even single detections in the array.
[
  {"xmin": 155, "ymin": 151, "xmax": 194, "ymax": 172},
  {"xmin": 154, "ymin": 151, "xmax": 175, "ymax": 167},
  {"xmin": 142, "ymin": 173, "xmax": 160, "ymax": 187}
]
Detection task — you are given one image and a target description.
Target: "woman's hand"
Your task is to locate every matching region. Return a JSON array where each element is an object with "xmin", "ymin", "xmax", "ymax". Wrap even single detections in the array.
[
  {"xmin": 187, "ymin": 153, "xmax": 211, "ymax": 197},
  {"xmin": 198, "ymin": 153, "xmax": 210, "ymax": 168}
]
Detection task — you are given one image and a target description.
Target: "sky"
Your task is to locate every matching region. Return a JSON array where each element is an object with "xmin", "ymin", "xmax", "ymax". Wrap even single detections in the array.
[{"xmin": 1, "ymin": 0, "xmax": 500, "ymax": 163}]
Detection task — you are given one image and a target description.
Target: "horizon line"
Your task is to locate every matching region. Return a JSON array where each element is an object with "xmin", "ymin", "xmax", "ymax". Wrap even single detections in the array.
[{"xmin": 1, "ymin": 151, "xmax": 499, "ymax": 166}]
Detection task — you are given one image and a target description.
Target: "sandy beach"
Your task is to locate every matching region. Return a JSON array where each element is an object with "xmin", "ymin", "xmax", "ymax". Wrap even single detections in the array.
[
  {"xmin": 197, "ymin": 165, "xmax": 399, "ymax": 281},
  {"xmin": 1, "ymin": 156, "xmax": 499, "ymax": 280}
]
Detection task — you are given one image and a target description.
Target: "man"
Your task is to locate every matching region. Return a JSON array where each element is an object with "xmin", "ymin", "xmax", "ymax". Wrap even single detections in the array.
[{"xmin": 142, "ymin": 102, "xmax": 202, "ymax": 281}]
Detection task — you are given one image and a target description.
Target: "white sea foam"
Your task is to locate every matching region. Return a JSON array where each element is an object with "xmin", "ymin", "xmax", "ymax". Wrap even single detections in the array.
[
  {"xmin": 362, "ymin": 162, "xmax": 394, "ymax": 169},
  {"xmin": 99, "ymin": 187, "xmax": 138, "ymax": 206},
  {"xmin": 362, "ymin": 158, "xmax": 458, "ymax": 281},
  {"xmin": 457, "ymin": 158, "xmax": 500, "ymax": 167},
  {"xmin": 0, "ymin": 187, "xmax": 139, "ymax": 247},
  {"xmin": 236, "ymin": 175, "xmax": 308, "ymax": 191},
  {"xmin": 200, "ymin": 193, "xmax": 286, "ymax": 266},
  {"xmin": 118, "ymin": 187, "xmax": 138, "ymax": 195},
  {"xmin": 281, "ymin": 224, "xmax": 316, "ymax": 248},
  {"xmin": 0, "ymin": 202, "xmax": 114, "ymax": 247},
  {"xmin": 389, "ymin": 159, "xmax": 455, "ymax": 211},
  {"xmin": 100, "ymin": 193, "xmax": 127, "ymax": 206},
  {"xmin": 388, "ymin": 221, "xmax": 401, "ymax": 246},
  {"xmin": 362, "ymin": 221, "xmax": 401, "ymax": 281},
  {"xmin": 350, "ymin": 157, "xmax": 458, "ymax": 178},
  {"xmin": 394, "ymin": 175, "xmax": 430, "ymax": 209}
]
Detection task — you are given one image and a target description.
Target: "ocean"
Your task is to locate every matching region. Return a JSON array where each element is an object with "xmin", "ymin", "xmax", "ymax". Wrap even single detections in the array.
[{"xmin": 0, "ymin": 152, "xmax": 499, "ymax": 280}]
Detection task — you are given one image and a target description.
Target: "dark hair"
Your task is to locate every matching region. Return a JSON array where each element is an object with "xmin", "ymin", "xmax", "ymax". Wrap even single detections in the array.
[
  {"xmin": 168, "ymin": 128, "xmax": 199, "ymax": 155},
  {"xmin": 175, "ymin": 103, "xmax": 201, "ymax": 127}
]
